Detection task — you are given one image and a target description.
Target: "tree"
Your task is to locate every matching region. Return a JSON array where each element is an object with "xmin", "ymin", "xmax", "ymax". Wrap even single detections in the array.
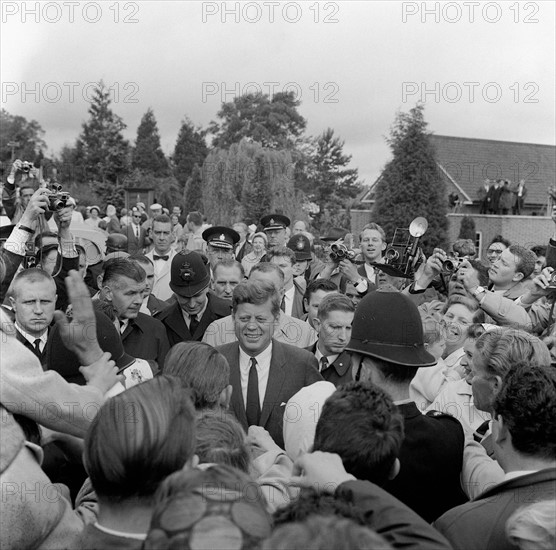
[
  {"xmin": 372, "ymin": 104, "xmax": 447, "ymax": 254},
  {"xmin": 132, "ymin": 108, "xmax": 169, "ymax": 175},
  {"xmin": 173, "ymin": 117, "xmax": 208, "ymax": 190},
  {"xmin": 74, "ymin": 81, "xmax": 130, "ymax": 185},
  {"xmin": 304, "ymin": 128, "xmax": 362, "ymax": 231},
  {"xmin": 458, "ymin": 215, "xmax": 476, "ymax": 241},
  {"xmin": 0, "ymin": 109, "xmax": 46, "ymax": 165},
  {"xmin": 184, "ymin": 164, "xmax": 203, "ymax": 212},
  {"xmin": 208, "ymin": 92, "xmax": 306, "ymax": 149}
]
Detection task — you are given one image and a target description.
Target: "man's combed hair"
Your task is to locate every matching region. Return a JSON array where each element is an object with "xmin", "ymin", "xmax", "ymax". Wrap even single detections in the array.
[
  {"xmin": 304, "ymin": 278, "xmax": 338, "ymax": 302},
  {"xmin": 187, "ymin": 211, "xmax": 203, "ymax": 226},
  {"xmin": 214, "ymin": 259, "xmax": 245, "ymax": 279},
  {"xmin": 153, "ymin": 214, "xmax": 171, "ymax": 225},
  {"xmin": 249, "ymin": 261, "xmax": 285, "ymax": 285},
  {"xmin": 508, "ymin": 245, "xmax": 537, "ymax": 279},
  {"xmin": 11, "ymin": 267, "xmax": 54, "ymax": 291},
  {"xmin": 164, "ymin": 342, "xmax": 230, "ymax": 409},
  {"xmin": 360, "ymin": 222, "xmax": 386, "ymax": 242},
  {"xmin": 317, "ymin": 293, "xmax": 354, "ymax": 320},
  {"xmin": 313, "ymin": 381, "xmax": 404, "ymax": 486},
  {"xmin": 130, "ymin": 254, "xmax": 153, "ymax": 267},
  {"xmin": 84, "ymin": 376, "xmax": 196, "ymax": 504},
  {"xmin": 267, "ymin": 246, "xmax": 296, "ymax": 265},
  {"xmin": 232, "ymin": 280, "xmax": 280, "ymax": 317},
  {"xmin": 102, "ymin": 258, "xmax": 146, "ymax": 286},
  {"xmin": 493, "ymin": 362, "xmax": 556, "ymax": 460}
]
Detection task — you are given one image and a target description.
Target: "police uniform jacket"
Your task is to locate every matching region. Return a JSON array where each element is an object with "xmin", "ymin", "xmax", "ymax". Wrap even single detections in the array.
[
  {"xmin": 382, "ymin": 401, "xmax": 467, "ymax": 523},
  {"xmin": 156, "ymin": 293, "xmax": 231, "ymax": 347},
  {"xmin": 305, "ymin": 344, "xmax": 353, "ymax": 387}
]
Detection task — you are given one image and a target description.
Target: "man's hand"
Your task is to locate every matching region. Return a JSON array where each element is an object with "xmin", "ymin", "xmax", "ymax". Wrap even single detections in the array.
[
  {"xmin": 54, "ymin": 205, "xmax": 73, "ymax": 232},
  {"xmin": 53, "ymin": 270, "xmax": 103, "ymax": 365},
  {"xmin": 520, "ymin": 267, "xmax": 555, "ymax": 306},
  {"xmin": 338, "ymin": 259, "xmax": 360, "ymax": 283},
  {"xmin": 79, "ymin": 352, "xmax": 120, "ymax": 395},
  {"xmin": 457, "ymin": 259, "xmax": 479, "ymax": 291},
  {"xmin": 18, "ymin": 188, "xmax": 50, "ymax": 226},
  {"xmin": 413, "ymin": 248, "xmax": 447, "ymax": 289},
  {"xmin": 290, "ymin": 451, "xmax": 355, "ymax": 493}
]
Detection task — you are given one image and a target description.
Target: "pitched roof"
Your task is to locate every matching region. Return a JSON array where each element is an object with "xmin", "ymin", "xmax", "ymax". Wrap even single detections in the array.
[{"xmin": 360, "ymin": 135, "xmax": 556, "ymax": 206}]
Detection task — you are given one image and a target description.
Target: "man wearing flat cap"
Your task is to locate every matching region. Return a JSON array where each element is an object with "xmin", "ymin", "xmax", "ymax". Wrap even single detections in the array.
[
  {"xmin": 156, "ymin": 251, "xmax": 231, "ymax": 346},
  {"xmin": 260, "ymin": 214, "xmax": 290, "ymax": 253},
  {"xmin": 202, "ymin": 226, "xmax": 240, "ymax": 275},
  {"xmin": 348, "ymin": 290, "xmax": 466, "ymax": 523}
]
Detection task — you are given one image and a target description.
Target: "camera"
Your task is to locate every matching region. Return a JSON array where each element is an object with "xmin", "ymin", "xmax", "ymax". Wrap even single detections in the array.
[
  {"xmin": 329, "ymin": 243, "xmax": 357, "ymax": 263},
  {"xmin": 547, "ymin": 272, "xmax": 556, "ymax": 290},
  {"xmin": 442, "ymin": 257, "xmax": 463, "ymax": 274},
  {"xmin": 21, "ymin": 161, "xmax": 34, "ymax": 174},
  {"xmin": 46, "ymin": 182, "xmax": 71, "ymax": 212}
]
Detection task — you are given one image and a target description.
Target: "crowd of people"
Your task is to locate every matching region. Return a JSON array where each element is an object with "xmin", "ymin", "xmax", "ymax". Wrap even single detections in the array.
[
  {"xmin": 1, "ymin": 159, "xmax": 555, "ymax": 550},
  {"xmin": 477, "ymin": 178, "xmax": 528, "ymax": 215}
]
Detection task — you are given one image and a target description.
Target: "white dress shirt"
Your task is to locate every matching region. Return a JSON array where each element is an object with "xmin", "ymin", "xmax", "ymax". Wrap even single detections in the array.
[
  {"xmin": 180, "ymin": 299, "xmax": 208, "ymax": 331},
  {"xmin": 314, "ymin": 347, "xmax": 338, "ymax": 372},
  {"xmin": 239, "ymin": 343, "xmax": 272, "ymax": 406},
  {"xmin": 15, "ymin": 324, "xmax": 48, "ymax": 353},
  {"xmin": 283, "ymin": 286, "xmax": 295, "ymax": 317}
]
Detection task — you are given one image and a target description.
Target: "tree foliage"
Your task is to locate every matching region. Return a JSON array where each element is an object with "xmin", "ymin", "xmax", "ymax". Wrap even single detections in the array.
[
  {"xmin": 0, "ymin": 108, "xmax": 46, "ymax": 165},
  {"xmin": 458, "ymin": 215, "xmax": 476, "ymax": 241},
  {"xmin": 184, "ymin": 164, "xmax": 203, "ymax": 213},
  {"xmin": 132, "ymin": 108, "xmax": 169, "ymax": 176},
  {"xmin": 201, "ymin": 139, "xmax": 300, "ymax": 226},
  {"xmin": 372, "ymin": 104, "xmax": 447, "ymax": 254},
  {"xmin": 172, "ymin": 117, "xmax": 208, "ymax": 190},
  {"xmin": 74, "ymin": 82, "xmax": 130, "ymax": 185},
  {"xmin": 208, "ymin": 92, "xmax": 306, "ymax": 149}
]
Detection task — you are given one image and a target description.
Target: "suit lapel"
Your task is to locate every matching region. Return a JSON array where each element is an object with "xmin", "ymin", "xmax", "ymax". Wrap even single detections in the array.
[
  {"xmin": 260, "ymin": 341, "xmax": 286, "ymax": 427},
  {"xmin": 195, "ymin": 296, "xmax": 217, "ymax": 339},
  {"xmin": 229, "ymin": 344, "xmax": 247, "ymax": 428}
]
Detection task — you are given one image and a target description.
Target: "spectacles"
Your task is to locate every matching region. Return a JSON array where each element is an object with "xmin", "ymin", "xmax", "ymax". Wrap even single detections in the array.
[{"xmin": 487, "ymin": 248, "xmax": 504, "ymax": 255}]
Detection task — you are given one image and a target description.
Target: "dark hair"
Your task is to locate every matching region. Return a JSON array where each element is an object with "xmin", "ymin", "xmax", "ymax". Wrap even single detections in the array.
[
  {"xmin": 508, "ymin": 245, "xmax": 537, "ymax": 279},
  {"xmin": 367, "ymin": 355, "xmax": 419, "ymax": 383},
  {"xmin": 304, "ymin": 278, "xmax": 339, "ymax": 302},
  {"xmin": 467, "ymin": 323, "xmax": 487, "ymax": 339},
  {"xmin": 130, "ymin": 253, "xmax": 153, "ymax": 267},
  {"xmin": 187, "ymin": 211, "xmax": 203, "ymax": 226},
  {"xmin": 34, "ymin": 231, "xmax": 57, "ymax": 248},
  {"xmin": 249, "ymin": 261, "xmax": 285, "ymax": 286},
  {"xmin": 267, "ymin": 246, "xmax": 297, "ymax": 265},
  {"xmin": 84, "ymin": 376, "xmax": 196, "ymax": 503},
  {"xmin": 317, "ymin": 293, "xmax": 354, "ymax": 320},
  {"xmin": 468, "ymin": 259, "xmax": 490, "ymax": 286},
  {"xmin": 493, "ymin": 363, "xmax": 556, "ymax": 460},
  {"xmin": 313, "ymin": 381, "xmax": 404, "ymax": 485},
  {"xmin": 263, "ymin": 516, "xmax": 391, "ymax": 550},
  {"xmin": 164, "ymin": 342, "xmax": 230, "ymax": 409},
  {"xmin": 195, "ymin": 409, "xmax": 250, "ymax": 473},
  {"xmin": 102, "ymin": 258, "xmax": 146, "ymax": 287},
  {"xmin": 489, "ymin": 235, "xmax": 511, "ymax": 248},
  {"xmin": 232, "ymin": 280, "xmax": 280, "ymax": 317},
  {"xmin": 530, "ymin": 245, "xmax": 547, "ymax": 258}
]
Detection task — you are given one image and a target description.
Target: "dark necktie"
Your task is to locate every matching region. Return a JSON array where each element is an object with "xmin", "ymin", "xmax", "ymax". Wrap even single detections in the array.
[
  {"xmin": 320, "ymin": 356, "xmax": 329, "ymax": 373},
  {"xmin": 473, "ymin": 420, "xmax": 490, "ymax": 443},
  {"xmin": 153, "ymin": 254, "xmax": 169, "ymax": 261},
  {"xmin": 246, "ymin": 357, "xmax": 261, "ymax": 426},
  {"xmin": 280, "ymin": 296, "xmax": 286, "ymax": 312},
  {"xmin": 135, "ymin": 225, "xmax": 140, "ymax": 239},
  {"xmin": 189, "ymin": 315, "xmax": 199, "ymax": 336},
  {"xmin": 33, "ymin": 338, "xmax": 42, "ymax": 356}
]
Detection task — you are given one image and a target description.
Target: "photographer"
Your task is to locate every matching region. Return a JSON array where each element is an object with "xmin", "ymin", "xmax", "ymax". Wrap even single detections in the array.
[{"xmin": 2, "ymin": 159, "xmax": 41, "ymax": 224}]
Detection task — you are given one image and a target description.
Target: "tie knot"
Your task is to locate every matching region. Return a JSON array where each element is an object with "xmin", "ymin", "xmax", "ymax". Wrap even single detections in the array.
[
  {"xmin": 320, "ymin": 356, "xmax": 329, "ymax": 371},
  {"xmin": 153, "ymin": 254, "xmax": 169, "ymax": 261},
  {"xmin": 250, "ymin": 357, "xmax": 258, "ymax": 368}
]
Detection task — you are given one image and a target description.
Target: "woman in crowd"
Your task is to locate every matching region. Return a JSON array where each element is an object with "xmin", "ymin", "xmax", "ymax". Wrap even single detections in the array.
[{"xmin": 241, "ymin": 231, "xmax": 267, "ymax": 276}]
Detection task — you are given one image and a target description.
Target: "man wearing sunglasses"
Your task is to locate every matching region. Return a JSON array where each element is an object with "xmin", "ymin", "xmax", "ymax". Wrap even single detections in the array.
[{"xmin": 123, "ymin": 207, "xmax": 150, "ymax": 254}]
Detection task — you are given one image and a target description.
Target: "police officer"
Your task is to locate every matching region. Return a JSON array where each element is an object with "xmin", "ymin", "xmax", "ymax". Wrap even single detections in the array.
[
  {"xmin": 156, "ymin": 251, "xmax": 230, "ymax": 346},
  {"xmin": 346, "ymin": 289, "xmax": 467, "ymax": 522},
  {"xmin": 202, "ymin": 226, "xmax": 240, "ymax": 274},
  {"xmin": 260, "ymin": 214, "xmax": 290, "ymax": 252}
]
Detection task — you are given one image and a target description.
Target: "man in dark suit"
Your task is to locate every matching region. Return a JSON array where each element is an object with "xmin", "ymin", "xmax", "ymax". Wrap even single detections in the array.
[
  {"xmin": 156, "ymin": 251, "xmax": 231, "ymax": 346},
  {"xmin": 98, "ymin": 258, "xmax": 169, "ymax": 371},
  {"xmin": 487, "ymin": 179, "xmax": 503, "ymax": 214},
  {"xmin": 306, "ymin": 293, "xmax": 354, "ymax": 387},
  {"xmin": 9, "ymin": 268, "xmax": 56, "ymax": 366},
  {"xmin": 436, "ymin": 363, "xmax": 556, "ymax": 549},
  {"xmin": 123, "ymin": 207, "xmax": 149, "ymax": 254},
  {"xmin": 477, "ymin": 179, "xmax": 491, "ymax": 214},
  {"xmin": 217, "ymin": 279, "xmax": 322, "ymax": 448},
  {"xmin": 267, "ymin": 246, "xmax": 306, "ymax": 319},
  {"xmin": 348, "ymin": 290, "xmax": 467, "ymax": 523},
  {"xmin": 130, "ymin": 254, "xmax": 169, "ymax": 317}
]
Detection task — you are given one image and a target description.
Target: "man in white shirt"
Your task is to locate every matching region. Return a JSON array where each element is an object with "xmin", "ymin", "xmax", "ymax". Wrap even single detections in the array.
[
  {"xmin": 267, "ymin": 246, "xmax": 305, "ymax": 319},
  {"xmin": 145, "ymin": 215, "xmax": 176, "ymax": 301}
]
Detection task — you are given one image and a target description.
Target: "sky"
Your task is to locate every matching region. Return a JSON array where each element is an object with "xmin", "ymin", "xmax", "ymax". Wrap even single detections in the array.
[{"xmin": 1, "ymin": 0, "xmax": 555, "ymax": 186}]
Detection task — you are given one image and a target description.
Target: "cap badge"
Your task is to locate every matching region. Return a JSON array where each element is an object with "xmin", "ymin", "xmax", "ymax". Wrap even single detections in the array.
[
  {"xmin": 296, "ymin": 238, "xmax": 304, "ymax": 250},
  {"xmin": 269, "ymin": 218, "xmax": 275, "ymax": 225},
  {"xmin": 219, "ymin": 234, "xmax": 226, "ymax": 241},
  {"xmin": 180, "ymin": 262, "xmax": 195, "ymax": 282}
]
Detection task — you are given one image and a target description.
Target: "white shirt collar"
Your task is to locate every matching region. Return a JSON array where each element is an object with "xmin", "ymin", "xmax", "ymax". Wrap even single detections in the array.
[
  {"xmin": 504, "ymin": 470, "xmax": 538, "ymax": 482},
  {"xmin": 15, "ymin": 323, "xmax": 48, "ymax": 348},
  {"xmin": 181, "ymin": 297, "xmax": 208, "ymax": 326}
]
